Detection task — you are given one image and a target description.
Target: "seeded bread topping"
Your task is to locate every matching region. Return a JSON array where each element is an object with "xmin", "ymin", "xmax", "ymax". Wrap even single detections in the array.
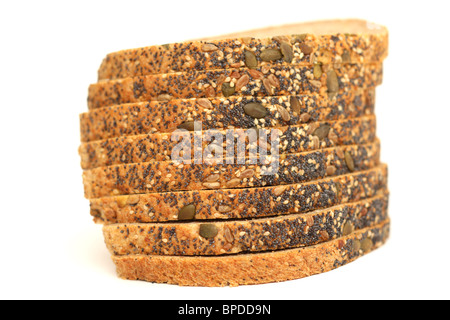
[
  {"xmin": 79, "ymin": 116, "xmax": 376, "ymax": 170},
  {"xmin": 91, "ymin": 165, "xmax": 387, "ymax": 224},
  {"xmin": 83, "ymin": 141, "xmax": 380, "ymax": 199},
  {"xmin": 88, "ymin": 62, "xmax": 383, "ymax": 109},
  {"xmin": 103, "ymin": 192, "xmax": 388, "ymax": 256},
  {"xmin": 80, "ymin": 88, "xmax": 375, "ymax": 142},
  {"xmin": 111, "ymin": 219, "xmax": 390, "ymax": 286},
  {"xmin": 97, "ymin": 19, "xmax": 388, "ymax": 80}
]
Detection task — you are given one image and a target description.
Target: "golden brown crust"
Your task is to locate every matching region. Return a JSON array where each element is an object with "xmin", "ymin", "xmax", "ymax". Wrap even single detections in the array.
[
  {"xmin": 79, "ymin": 116, "xmax": 377, "ymax": 170},
  {"xmin": 89, "ymin": 63, "xmax": 383, "ymax": 109},
  {"xmin": 80, "ymin": 88, "xmax": 375, "ymax": 142},
  {"xmin": 103, "ymin": 192, "xmax": 388, "ymax": 256},
  {"xmin": 90, "ymin": 165, "xmax": 388, "ymax": 224},
  {"xmin": 82, "ymin": 141, "xmax": 380, "ymax": 199},
  {"xmin": 111, "ymin": 219, "xmax": 390, "ymax": 286},
  {"xmin": 98, "ymin": 20, "xmax": 388, "ymax": 80}
]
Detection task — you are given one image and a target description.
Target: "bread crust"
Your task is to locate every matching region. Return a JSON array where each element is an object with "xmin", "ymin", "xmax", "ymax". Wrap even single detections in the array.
[{"xmin": 111, "ymin": 219, "xmax": 390, "ymax": 286}]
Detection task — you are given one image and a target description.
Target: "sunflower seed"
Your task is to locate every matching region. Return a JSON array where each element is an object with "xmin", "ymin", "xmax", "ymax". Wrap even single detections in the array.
[
  {"xmin": 277, "ymin": 105, "xmax": 291, "ymax": 122},
  {"xmin": 202, "ymin": 43, "xmax": 219, "ymax": 52},
  {"xmin": 344, "ymin": 151, "xmax": 355, "ymax": 172},
  {"xmin": 342, "ymin": 50, "xmax": 351, "ymax": 63},
  {"xmin": 224, "ymin": 226, "xmax": 234, "ymax": 243},
  {"xmin": 280, "ymin": 42, "xmax": 294, "ymax": 63},
  {"xmin": 289, "ymin": 96, "xmax": 301, "ymax": 115},
  {"xmin": 299, "ymin": 43, "xmax": 313, "ymax": 55},
  {"xmin": 196, "ymin": 98, "xmax": 213, "ymax": 109},
  {"xmin": 240, "ymin": 169, "xmax": 255, "ymax": 179},
  {"xmin": 178, "ymin": 121, "xmax": 195, "ymax": 131},
  {"xmin": 218, "ymin": 205, "xmax": 232, "ymax": 213},
  {"xmin": 204, "ymin": 174, "xmax": 220, "ymax": 182},
  {"xmin": 235, "ymin": 74, "xmax": 249, "ymax": 91},
  {"xmin": 226, "ymin": 178, "xmax": 241, "ymax": 188},
  {"xmin": 300, "ymin": 113, "xmax": 311, "ymax": 123},
  {"xmin": 262, "ymin": 78, "xmax": 274, "ymax": 95}
]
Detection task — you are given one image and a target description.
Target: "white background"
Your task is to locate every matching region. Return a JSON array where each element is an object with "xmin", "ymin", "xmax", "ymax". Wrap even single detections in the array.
[{"xmin": 1, "ymin": 0, "xmax": 449, "ymax": 300}]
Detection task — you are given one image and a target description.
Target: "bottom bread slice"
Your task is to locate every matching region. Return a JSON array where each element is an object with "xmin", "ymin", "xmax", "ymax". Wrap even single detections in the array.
[{"xmin": 111, "ymin": 219, "xmax": 389, "ymax": 287}]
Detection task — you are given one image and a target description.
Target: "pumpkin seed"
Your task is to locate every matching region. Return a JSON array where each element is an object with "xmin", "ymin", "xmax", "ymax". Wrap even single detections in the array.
[
  {"xmin": 222, "ymin": 82, "xmax": 235, "ymax": 97},
  {"xmin": 344, "ymin": 151, "xmax": 355, "ymax": 172},
  {"xmin": 289, "ymin": 96, "xmax": 301, "ymax": 115},
  {"xmin": 280, "ymin": 42, "xmax": 293, "ymax": 63},
  {"xmin": 199, "ymin": 224, "xmax": 219, "ymax": 239},
  {"xmin": 260, "ymin": 49, "xmax": 282, "ymax": 62},
  {"xmin": 161, "ymin": 44, "xmax": 170, "ymax": 50},
  {"xmin": 291, "ymin": 34, "xmax": 307, "ymax": 43},
  {"xmin": 342, "ymin": 50, "xmax": 351, "ymax": 63},
  {"xmin": 313, "ymin": 124, "xmax": 331, "ymax": 140},
  {"xmin": 244, "ymin": 50, "xmax": 258, "ymax": 69},
  {"xmin": 361, "ymin": 238, "xmax": 373, "ymax": 252},
  {"xmin": 342, "ymin": 221, "xmax": 355, "ymax": 236},
  {"xmin": 178, "ymin": 121, "xmax": 195, "ymax": 131},
  {"xmin": 352, "ymin": 240, "xmax": 361, "ymax": 252},
  {"xmin": 326, "ymin": 70, "xmax": 339, "ymax": 93},
  {"xmin": 178, "ymin": 204, "xmax": 196, "ymax": 220},
  {"xmin": 313, "ymin": 64, "xmax": 323, "ymax": 79},
  {"xmin": 243, "ymin": 102, "xmax": 268, "ymax": 119},
  {"xmin": 127, "ymin": 195, "xmax": 140, "ymax": 205}
]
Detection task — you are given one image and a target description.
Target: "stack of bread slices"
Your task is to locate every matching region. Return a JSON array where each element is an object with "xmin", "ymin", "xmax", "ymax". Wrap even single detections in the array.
[{"xmin": 79, "ymin": 19, "xmax": 390, "ymax": 287}]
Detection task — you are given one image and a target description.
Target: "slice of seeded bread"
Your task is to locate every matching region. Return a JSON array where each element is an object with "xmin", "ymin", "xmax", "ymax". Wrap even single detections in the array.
[
  {"xmin": 80, "ymin": 88, "xmax": 375, "ymax": 142},
  {"xmin": 110, "ymin": 219, "xmax": 390, "ymax": 286},
  {"xmin": 103, "ymin": 191, "xmax": 388, "ymax": 256},
  {"xmin": 97, "ymin": 19, "xmax": 388, "ymax": 80},
  {"xmin": 89, "ymin": 62, "xmax": 383, "ymax": 109},
  {"xmin": 82, "ymin": 141, "xmax": 380, "ymax": 198},
  {"xmin": 79, "ymin": 116, "xmax": 377, "ymax": 170},
  {"xmin": 90, "ymin": 164, "xmax": 387, "ymax": 224}
]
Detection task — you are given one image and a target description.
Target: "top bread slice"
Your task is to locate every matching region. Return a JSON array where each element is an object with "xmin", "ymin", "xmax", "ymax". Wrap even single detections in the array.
[{"xmin": 98, "ymin": 19, "xmax": 388, "ymax": 80}]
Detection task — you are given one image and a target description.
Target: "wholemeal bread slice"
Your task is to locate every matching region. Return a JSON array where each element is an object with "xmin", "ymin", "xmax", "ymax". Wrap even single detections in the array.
[
  {"xmin": 79, "ymin": 115, "xmax": 376, "ymax": 170},
  {"xmin": 83, "ymin": 141, "xmax": 380, "ymax": 199},
  {"xmin": 98, "ymin": 19, "xmax": 388, "ymax": 80},
  {"xmin": 88, "ymin": 62, "xmax": 382, "ymax": 109},
  {"xmin": 80, "ymin": 88, "xmax": 375, "ymax": 142},
  {"xmin": 103, "ymin": 191, "xmax": 388, "ymax": 256},
  {"xmin": 110, "ymin": 219, "xmax": 390, "ymax": 286},
  {"xmin": 91, "ymin": 164, "xmax": 388, "ymax": 224}
]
